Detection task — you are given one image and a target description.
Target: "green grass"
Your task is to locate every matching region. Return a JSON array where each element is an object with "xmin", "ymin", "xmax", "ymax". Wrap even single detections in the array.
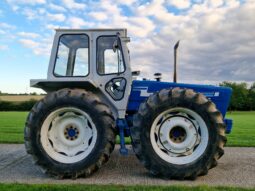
[
  {"xmin": 0, "ymin": 184, "xmax": 254, "ymax": 191},
  {"xmin": 226, "ymin": 111, "xmax": 255, "ymax": 147},
  {"xmin": 0, "ymin": 112, "xmax": 28, "ymax": 143},
  {"xmin": 0, "ymin": 111, "xmax": 254, "ymax": 146}
]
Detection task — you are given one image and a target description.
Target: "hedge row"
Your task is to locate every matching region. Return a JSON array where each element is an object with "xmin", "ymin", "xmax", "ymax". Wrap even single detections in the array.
[
  {"xmin": 220, "ymin": 82, "xmax": 255, "ymax": 111},
  {"xmin": 0, "ymin": 99, "xmax": 37, "ymax": 111}
]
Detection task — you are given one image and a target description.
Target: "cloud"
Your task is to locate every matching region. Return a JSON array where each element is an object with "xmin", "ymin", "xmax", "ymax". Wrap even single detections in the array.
[
  {"xmin": 6, "ymin": 0, "xmax": 46, "ymax": 5},
  {"xmin": 89, "ymin": 12, "xmax": 107, "ymax": 21},
  {"xmin": 68, "ymin": 17, "xmax": 86, "ymax": 28},
  {"xmin": 19, "ymin": 38, "xmax": 52, "ymax": 56},
  {"xmin": 206, "ymin": 0, "xmax": 224, "ymax": 8},
  {"xmin": 0, "ymin": 45, "xmax": 8, "ymax": 50},
  {"xmin": 48, "ymin": 3, "xmax": 66, "ymax": 12},
  {"xmin": 125, "ymin": 17, "xmax": 155, "ymax": 38},
  {"xmin": 62, "ymin": 0, "xmax": 86, "ymax": 10},
  {"xmin": 100, "ymin": 1, "xmax": 121, "ymax": 15},
  {"xmin": 46, "ymin": 24, "xmax": 60, "ymax": 30},
  {"xmin": 46, "ymin": 23, "xmax": 69, "ymax": 30},
  {"xmin": 22, "ymin": 8, "xmax": 38, "ymax": 20},
  {"xmin": 33, "ymin": 38, "xmax": 52, "ymax": 56},
  {"xmin": 47, "ymin": 13, "xmax": 66, "ymax": 22},
  {"xmin": 167, "ymin": 0, "xmax": 191, "ymax": 9},
  {"xmin": 137, "ymin": 0, "xmax": 166, "ymax": 17},
  {"xmin": 19, "ymin": 39, "xmax": 39, "ymax": 49},
  {"xmin": 0, "ymin": 22, "xmax": 16, "ymax": 30},
  {"xmin": 21, "ymin": 8, "xmax": 46, "ymax": 20},
  {"xmin": 114, "ymin": 0, "xmax": 136, "ymax": 6},
  {"xmin": 90, "ymin": 1, "xmax": 155, "ymax": 38},
  {"xmin": 67, "ymin": 16, "xmax": 93, "ymax": 28},
  {"xmin": 0, "ymin": 30, "xmax": 5, "ymax": 34},
  {"xmin": 17, "ymin": 32, "xmax": 40, "ymax": 38}
]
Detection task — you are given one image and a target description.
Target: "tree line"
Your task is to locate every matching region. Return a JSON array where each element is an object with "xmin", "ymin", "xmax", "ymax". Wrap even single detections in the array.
[
  {"xmin": 0, "ymin": 100, "xmax": 37, "ymax": 111},
  {"xmin": 0, "ymin": 91, "xmax": 45, "ymax": 95},
  {"xmin": 220, "ymin": 82, "xmax": 255, "ymax": 111}
]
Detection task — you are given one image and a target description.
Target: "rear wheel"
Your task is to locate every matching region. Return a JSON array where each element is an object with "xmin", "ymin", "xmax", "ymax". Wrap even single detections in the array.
[
  {"xmin": 24, "ymin": 89, "xmax": 116, "ymax": 178},
  {"xmin": 130, "ymin": 88, "xmax": 226, "ymax": 179}
]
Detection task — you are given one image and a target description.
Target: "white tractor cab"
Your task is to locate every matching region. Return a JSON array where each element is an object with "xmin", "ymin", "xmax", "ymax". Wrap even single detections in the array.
[
  {"xmin": 31, "ymin": 29, "xmax": 132, "ymax": 119},
  {"xmin": 26, "ymin": 28, "xmax": 232, "ymax": 180}
]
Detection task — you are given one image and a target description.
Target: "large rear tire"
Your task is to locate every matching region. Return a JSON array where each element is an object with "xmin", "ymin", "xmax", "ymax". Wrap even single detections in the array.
[
  {"xmin": 130, "ymin": 88, "xmax": 226, "ymax": 179},
  {"xmin": 24, "ymin": 88, "xmax": 116, "ymax": 178}
]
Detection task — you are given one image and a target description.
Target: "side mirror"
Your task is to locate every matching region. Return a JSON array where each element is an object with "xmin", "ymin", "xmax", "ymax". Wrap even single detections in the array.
[{"xmin": 112, "ymin": 40, "xmax": 119, "ymax": 52}]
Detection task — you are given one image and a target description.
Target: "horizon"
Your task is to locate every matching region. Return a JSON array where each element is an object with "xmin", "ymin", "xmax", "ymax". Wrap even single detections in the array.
[{"xmin": 0, "ymin": 0, "xmax": 254, "ymax": 94}]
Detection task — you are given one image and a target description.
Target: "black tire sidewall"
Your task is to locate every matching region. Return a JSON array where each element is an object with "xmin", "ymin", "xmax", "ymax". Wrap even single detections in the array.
[
  {"xmin": 139, "ymin": 97, "xmax": 218, "ymax": 176},
  {"xmin": 30, "ymin": 95, "xmax": 109, "ymax": 174}
]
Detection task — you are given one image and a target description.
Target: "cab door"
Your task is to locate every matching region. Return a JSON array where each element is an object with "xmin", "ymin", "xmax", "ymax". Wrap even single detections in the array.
[{"xmin": 92, "ymin": 31, "xmax": 132, "ymax": 118}]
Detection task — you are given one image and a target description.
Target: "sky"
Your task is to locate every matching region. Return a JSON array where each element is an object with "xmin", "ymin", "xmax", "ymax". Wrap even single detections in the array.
[{"xmin": 0, "ymin": 0, "xmax": 254, "ymax": 93}]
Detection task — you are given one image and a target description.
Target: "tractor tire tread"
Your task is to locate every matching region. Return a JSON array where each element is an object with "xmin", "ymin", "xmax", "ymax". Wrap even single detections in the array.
[
  {"xmin": 24, "ymin": 88, "xmax": 116, "ymax": 179},
  {"xmin": 130, "ymin": 87, "xmax": 227, "ymax": 180}
]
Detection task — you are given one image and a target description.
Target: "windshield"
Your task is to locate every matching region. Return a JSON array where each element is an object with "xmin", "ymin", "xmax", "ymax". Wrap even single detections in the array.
[{"xmin": 54, "ymin": 34, "xmax": 89, "ymax": 77}]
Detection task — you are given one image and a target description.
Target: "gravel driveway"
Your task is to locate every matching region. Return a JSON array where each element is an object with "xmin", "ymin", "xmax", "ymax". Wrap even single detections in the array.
[{"xmin": 0, "ymin": 144, "xmax": 254, "ymax": 188}]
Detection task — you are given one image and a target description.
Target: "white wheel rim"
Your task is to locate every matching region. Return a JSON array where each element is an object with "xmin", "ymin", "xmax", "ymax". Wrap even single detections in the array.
[
  {"xmin": 150, "ymin": 107, "xmax": 209, "ymax": 165},
  {"xmin": 40, "ymin": 107, "xmax": 97, "ymax": 164}
]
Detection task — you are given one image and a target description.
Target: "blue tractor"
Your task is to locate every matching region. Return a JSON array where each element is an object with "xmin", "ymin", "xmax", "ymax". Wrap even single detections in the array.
[{"xmin": 25, "ymin": 29, "xmax": 232, "ymax": 180}]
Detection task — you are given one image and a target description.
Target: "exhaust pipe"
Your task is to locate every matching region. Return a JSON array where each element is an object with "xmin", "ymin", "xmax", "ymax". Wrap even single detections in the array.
[{"xmin": 173, "ymin": 40, "xmax": 180, "ymax": 83}]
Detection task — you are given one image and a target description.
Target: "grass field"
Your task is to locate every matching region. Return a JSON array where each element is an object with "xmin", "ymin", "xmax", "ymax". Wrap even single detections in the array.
[
  {"xmin": 0, "ymin": 95, "xmax": 43, "ymax": 102},
  {"xmin": 0, "ymin": 112, "xmax": 27, "ymax": 143},
  {"xmin": 0, "ymin": 184, "xmax": 254, "ymax": 191},
  {"xmin": 0, "ymin": 111, "xmax": 254, "ymax": 146},
  {"xmin": 226, "ymin": 111, "xmax": 255, "ymax": 146}
]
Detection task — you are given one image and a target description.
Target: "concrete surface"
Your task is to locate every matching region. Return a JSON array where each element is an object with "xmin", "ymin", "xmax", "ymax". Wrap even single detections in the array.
[{"xmin": 0, "ymin": 144, "xmax": 255, "ymax": 187}]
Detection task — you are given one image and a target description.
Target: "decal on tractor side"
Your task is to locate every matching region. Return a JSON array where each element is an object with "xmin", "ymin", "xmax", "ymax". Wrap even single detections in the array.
[
  {"xmin": 133, "ymin": 86, "xmax": 153, "ymax": 97},
  {"xmin": 133, "ymin": 86, "xmax": 220, "ymax": 98}
]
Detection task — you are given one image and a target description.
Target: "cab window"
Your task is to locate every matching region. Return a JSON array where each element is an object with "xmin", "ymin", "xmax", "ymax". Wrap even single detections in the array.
[
  {"xmin": 97, "ymin": 36, "xmax": 125, "ymax": 75},
  {"xmin": 54, "ymin": 34, "xmax": 89, "ymax": 77}
]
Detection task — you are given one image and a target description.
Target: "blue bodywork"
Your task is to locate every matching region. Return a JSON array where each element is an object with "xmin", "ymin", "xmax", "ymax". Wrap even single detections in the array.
[{"xmin": 117, "ymin": 80, "xmax": 233, "ymax": 155}]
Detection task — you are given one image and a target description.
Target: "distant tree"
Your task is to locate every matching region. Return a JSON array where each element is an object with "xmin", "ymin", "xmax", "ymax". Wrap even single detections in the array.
[
  {"xmin": 248, "ymin": 82, "xmax": 255, "ymax": 110},
  {"xmin": 220, "ymin": 81, "xmax": 249, "ymax": 111}
]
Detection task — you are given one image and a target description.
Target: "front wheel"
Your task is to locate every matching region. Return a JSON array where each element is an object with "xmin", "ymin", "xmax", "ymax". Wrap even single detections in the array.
[
  {"xmin": 24, "ymin": 89, "xmax": 116, "ymax": 178},
  {"xmin": 130, "ymin": 88, "xmax": 226, "ymax": 179}
]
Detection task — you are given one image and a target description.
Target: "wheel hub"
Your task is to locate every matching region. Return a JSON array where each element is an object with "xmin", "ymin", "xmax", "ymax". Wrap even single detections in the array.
[
  {"xmin": 64, "ymin": 125, "xmax": 79, "ymax": 141},
  {"xmin": 169, "ymin": 126, "xmax": 187, "ymax": 143}
]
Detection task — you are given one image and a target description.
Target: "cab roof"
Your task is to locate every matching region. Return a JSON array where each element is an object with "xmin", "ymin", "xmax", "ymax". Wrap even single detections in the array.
[{"xmin": 55, "ymin": 28, "xmax": 127, "ymax": 36}]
